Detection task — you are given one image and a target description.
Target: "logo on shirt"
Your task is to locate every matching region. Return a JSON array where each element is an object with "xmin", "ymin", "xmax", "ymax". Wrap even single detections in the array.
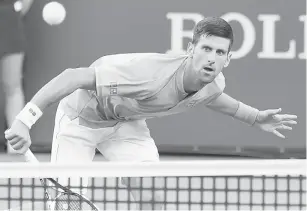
[
  {"xmin": 110, "ymin": 82, "xmax": 118, "ymax": 95},
  {"xmin": 187, "ymin": 101, "xmax": 196, "ymax": 107}
]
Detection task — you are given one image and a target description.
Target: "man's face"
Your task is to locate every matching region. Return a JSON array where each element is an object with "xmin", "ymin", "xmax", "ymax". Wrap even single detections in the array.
[{"xmin": 188, "ymin": 35, "xmax": 232, "ymax": 83}]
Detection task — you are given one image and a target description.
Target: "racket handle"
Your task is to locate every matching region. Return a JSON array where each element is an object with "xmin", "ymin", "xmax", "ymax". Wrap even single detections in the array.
[{"xmin": 24, "ymin": 149, "xmax": 39, "ymax": 163}]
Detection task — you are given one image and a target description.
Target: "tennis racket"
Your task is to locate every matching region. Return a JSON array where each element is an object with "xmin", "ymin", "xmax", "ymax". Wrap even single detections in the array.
[{"xmin": 24, "ymin": 149, "xmax": 100, "ymax": 211}]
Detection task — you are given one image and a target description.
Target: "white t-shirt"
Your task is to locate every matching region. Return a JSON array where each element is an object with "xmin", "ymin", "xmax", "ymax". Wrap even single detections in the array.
[{"xmin": 59, "ymin": 53, "xmax": 225, "ymax": 128}]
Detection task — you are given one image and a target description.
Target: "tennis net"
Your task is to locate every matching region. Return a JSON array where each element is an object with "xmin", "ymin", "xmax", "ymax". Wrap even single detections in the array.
[{"xmin": 0, "ymin": 159, "xmax": 306, "ymax": 210}]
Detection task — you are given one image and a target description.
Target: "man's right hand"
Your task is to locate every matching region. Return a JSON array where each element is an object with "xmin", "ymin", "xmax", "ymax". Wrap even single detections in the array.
[{"xmin": 4, "ymin": 119, "xmax": 31, "ymax": 154}]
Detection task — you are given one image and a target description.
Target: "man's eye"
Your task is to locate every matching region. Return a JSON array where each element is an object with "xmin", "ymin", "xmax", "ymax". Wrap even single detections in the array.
[{"xmin": 217, "ymin": 51, "xmax": 225, "ymax": 55}]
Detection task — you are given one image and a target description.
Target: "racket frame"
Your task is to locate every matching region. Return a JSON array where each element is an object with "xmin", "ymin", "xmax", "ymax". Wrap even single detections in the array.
[{"xmin": 24, "ymin": 149, "xmax": 100, "ymax": 211}]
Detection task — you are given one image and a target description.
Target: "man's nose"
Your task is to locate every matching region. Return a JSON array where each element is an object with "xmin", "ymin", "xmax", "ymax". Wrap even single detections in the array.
[{"xmin": 207, "ymin": 52, "xmax": 215, "ymax": 64}]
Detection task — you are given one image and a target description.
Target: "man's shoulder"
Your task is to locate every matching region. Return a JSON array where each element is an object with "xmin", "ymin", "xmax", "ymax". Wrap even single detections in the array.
[{"xmin": 89, "ymin": 53, "xmax": 187, "ymax": 67}]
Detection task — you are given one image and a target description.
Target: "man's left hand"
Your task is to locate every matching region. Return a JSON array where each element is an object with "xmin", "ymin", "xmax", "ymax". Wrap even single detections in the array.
[{"xmin": 254, "ymin": 108, "xmax": 297, "ymax": 139}]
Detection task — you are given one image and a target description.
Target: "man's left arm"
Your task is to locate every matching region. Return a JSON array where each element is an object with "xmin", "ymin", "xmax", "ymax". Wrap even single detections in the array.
[{"xmin": 206, "ymin": 93, "xmax": 297, "ymax": 138}]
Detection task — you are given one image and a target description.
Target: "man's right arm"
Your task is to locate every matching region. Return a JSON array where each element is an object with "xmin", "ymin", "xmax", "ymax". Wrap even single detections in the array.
[
  {"xmin": 4, "ymin": 67, "xmax": 96, "ymax": 153},
  {"xmin": 31, "ymin": 67, "xmax": 96, "ymax": 112}
]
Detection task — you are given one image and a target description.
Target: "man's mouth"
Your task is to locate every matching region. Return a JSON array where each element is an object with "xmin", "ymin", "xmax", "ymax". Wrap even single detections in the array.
[{"xmin": 203, "ymin": 67, "xmax": 214, "ymax": 72}]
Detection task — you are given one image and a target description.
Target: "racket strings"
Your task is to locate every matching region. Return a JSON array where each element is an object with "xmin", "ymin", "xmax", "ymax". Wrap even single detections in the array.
[{"xmin": 54, "ymin": 193, "xmax": 98, "ymax": 210}]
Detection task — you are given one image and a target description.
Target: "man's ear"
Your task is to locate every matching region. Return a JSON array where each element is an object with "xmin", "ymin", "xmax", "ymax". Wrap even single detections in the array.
[
  {"xmin": 187, "ymin": 42, "xmax": 194, "ymax": 56},
  {"xmin": 224, "ymin": 52, "xmax": 232, "ymax": 67}
]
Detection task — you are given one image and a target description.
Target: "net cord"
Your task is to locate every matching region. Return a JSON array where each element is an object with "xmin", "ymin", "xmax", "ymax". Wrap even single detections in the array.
[{"xmin": 0, "ymin": 159, "xmax": 305, "ymax": 178}]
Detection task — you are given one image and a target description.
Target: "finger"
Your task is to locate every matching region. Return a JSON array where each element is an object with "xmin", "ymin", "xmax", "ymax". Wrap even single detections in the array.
[
  {"xmin": 282, "ymin": 120, "xmax": 297, "ymax": 125},
  {"xmin": 4, "ymin": 131, "xmax": 17, "ymax": 140},
  {"xmin": 4, "ymin": 129, "xmax": 11, "ymax": 135},
  {"xmin": 276, "ymin": 114, "xmax": 298, "ymax": 120},
  {"xmin": 8, "ymin": 137, "xmax": 22, "ymax": 145},
  {"xmin": 17, "ymin": 144, "xmax": 30, "ymax": 155},
  {"xmin": 273, "ymin": 130, "xmax": 285, "ymax": 139},
  {"xmin": 266, "ymin": 108, "xmax": 282, "ymax": 116},
  {"xmin": 278, "ymin": 125, "xmax": 292, "ymax": 131},
  {"xmin": 11, "ymin": 140, "xmax": 25, "ymax": 151}
]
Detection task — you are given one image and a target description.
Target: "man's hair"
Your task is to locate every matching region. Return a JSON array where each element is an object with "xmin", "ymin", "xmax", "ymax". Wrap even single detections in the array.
[{"xmin": 192, "ymin": 17, "xmax": 234, "ymax": 52}]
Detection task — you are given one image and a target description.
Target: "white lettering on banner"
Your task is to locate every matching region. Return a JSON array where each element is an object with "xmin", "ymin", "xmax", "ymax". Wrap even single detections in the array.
[
  {"xmin": 167, "ymin": 12, "xmax": 306, "ymax": 60},
  {"xmin": 166, "ymin": 13, "xmax": 204, "ymax": 54},
  {"xmin": 298, "ymin": 15, "xmax": 306, "ymax": 60},
  {"xmin": 258, "ymin": 15, "xmax": 296, "ymax": 59},
  {"xmin": 221, "ymin": 13, "xmax": 256, "ymax": 59}
]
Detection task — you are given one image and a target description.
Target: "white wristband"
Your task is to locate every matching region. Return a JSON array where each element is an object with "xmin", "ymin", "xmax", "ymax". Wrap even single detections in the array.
[
  {"xmin": 234, "ymin": 102, "xmax": 259, "ymax": 126},
  {"xmin": 15, "ymin": 102, "xmax": 43, "ymax": 129}
]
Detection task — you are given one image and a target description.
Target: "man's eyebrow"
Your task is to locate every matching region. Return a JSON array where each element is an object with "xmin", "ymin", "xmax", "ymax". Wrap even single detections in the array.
[
  {"xmin": 217, "ymin": 48, "xmax": 227, "ymax": 52},
  {"xmin": 202, "ymin": 45, "xmax": 227, "ymax": 52},
  {"xmin": 201, "ymin": 44, "xmax": 211, "ymax": 48}
]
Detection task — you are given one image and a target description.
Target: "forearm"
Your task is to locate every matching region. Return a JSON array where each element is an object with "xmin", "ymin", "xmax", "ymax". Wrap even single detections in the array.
[
  {"xmin": 206, "ymin": 93, "xmax": 259, "ymax": 126},
  {"xmin": 206, "ymin": 93, "xmax": 239, "ymax": 117}
]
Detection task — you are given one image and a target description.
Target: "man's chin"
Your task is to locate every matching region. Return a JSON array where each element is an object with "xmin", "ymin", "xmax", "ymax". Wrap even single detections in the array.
[{"xmin": 202, "ymin": 76, "xmax": 215, "ymax": 84}]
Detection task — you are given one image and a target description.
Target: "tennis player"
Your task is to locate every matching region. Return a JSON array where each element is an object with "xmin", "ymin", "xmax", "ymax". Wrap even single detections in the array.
[{"xmin": 5, "ymin": 17, "xmax": 297, "ymax": 210}]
